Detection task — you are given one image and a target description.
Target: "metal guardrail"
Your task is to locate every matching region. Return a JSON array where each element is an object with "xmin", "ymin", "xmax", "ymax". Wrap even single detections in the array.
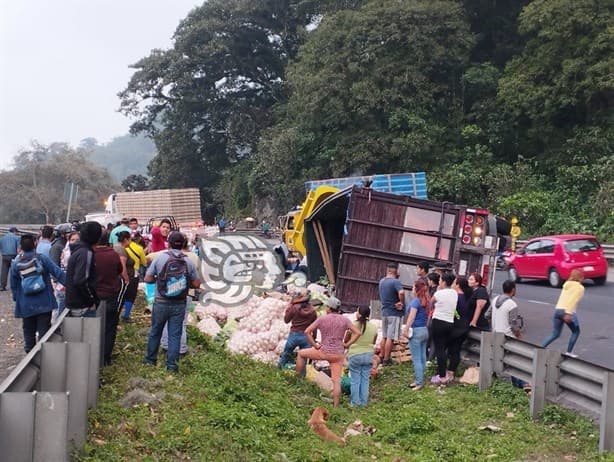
[
  {"xmin": 2, "ymin": 305, "xmax": 613, "ymax": 459},
  {"xmin": 476, "ymin": 331, "xmax": 614, "ymax": 452},
  {"xmin": 0, "ymin": 305, "xmax": 105, "ymax": 462}
]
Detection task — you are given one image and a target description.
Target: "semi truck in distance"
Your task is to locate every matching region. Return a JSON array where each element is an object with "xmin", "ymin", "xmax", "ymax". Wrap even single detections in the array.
[{"xmin": 85, "ymin": 188, "xmax": 202, "ymax": 226}]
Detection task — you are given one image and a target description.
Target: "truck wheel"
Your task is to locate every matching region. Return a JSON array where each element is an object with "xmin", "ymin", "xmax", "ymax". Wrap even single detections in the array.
[
  {"xmin": 593, "ymin": 276, "xmax": 606, "ymax": 286},
  {"xmin": 508, "ymin": 266, "xmax": 521, "ymax": 283},
  {"xmin": 548, "ymin": 269, "xmax": 562, "ymax": 288}
]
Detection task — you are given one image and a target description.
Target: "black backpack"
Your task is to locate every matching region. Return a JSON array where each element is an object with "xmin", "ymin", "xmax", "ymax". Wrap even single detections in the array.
[{"xmin": 157, "ymin": 252, "xmax": 189, "ymax": 299}]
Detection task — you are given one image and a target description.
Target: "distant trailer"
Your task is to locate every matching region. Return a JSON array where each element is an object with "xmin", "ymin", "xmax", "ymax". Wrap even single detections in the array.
[
  {"xmin": 108, "ymin": 188, "xmax": 202, "ymax": 226},
  {"xmin": 304, "ymin": 172, "xmax": 427, "ymax": 199}
]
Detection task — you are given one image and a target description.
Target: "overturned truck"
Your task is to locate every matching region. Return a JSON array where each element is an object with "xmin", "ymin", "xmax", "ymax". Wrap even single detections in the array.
[{"xmin": 305, "ymin": 186, "xmax": 502, "ymax": 312}]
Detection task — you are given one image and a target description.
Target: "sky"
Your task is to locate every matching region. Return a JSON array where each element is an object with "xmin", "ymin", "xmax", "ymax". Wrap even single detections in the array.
[{"xmin": 0, "ymin": 0, "xmax": 202, "ymax": 170}]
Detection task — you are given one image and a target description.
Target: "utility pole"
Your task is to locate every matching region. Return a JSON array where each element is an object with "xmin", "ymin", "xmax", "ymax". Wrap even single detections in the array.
[{"xmin": 65, "ymin": 182, "xmax": 78, "ymax": 222}]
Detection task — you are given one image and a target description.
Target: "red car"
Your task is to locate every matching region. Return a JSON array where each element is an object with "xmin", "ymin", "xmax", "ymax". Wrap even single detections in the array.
[{"xmin": 507, "ymin": 234, "xmax": 608, "ymax": 287}]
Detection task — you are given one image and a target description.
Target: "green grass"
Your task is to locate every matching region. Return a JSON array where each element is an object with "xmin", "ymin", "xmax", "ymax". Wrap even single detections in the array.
[{"xmin": 79, "ymin": 304, "xmax": 614, "ymax": 462}]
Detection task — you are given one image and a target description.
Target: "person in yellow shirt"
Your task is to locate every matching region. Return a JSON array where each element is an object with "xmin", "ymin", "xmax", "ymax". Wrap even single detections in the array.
[
  {"xmin": 541, "ymin": 269, "xmax": 585, "ymax": 357},
  {"xmin": 117, "ymin": 232, "xmax": 147, "ymax": 322}
]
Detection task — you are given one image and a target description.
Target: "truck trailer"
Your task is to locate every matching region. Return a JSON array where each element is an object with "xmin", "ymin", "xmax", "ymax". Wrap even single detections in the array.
[
  {"xmin": 85, "ymin": 188, "xmax": 202, "ymax": 226},
  {"xmin": 304, "ymin": 186, "xmax": 500, "ymax": 312}
]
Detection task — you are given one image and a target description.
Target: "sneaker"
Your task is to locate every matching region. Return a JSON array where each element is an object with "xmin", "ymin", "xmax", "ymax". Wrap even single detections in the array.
[{"xmin": 564, "ymin": 352, "xmax": 578, "ymax": 358}]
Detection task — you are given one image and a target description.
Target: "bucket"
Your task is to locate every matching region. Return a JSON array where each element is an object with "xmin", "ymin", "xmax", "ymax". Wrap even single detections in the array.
[{"xmin": 145, "ymin": 283, "xmax": 156, "ymax": 305}]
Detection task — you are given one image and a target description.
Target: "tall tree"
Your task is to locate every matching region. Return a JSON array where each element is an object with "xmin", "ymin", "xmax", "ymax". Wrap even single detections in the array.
[
  {"xmin": 254, "ymin": 0, "xmax": 474, "ymax": 209},
  {"xmin": 118, "ymin": 0, "xmax": 320, "ymax": 216},
  {"xmin": 497, "ymin": 0, "xmax": 614, "ymax": 162}
]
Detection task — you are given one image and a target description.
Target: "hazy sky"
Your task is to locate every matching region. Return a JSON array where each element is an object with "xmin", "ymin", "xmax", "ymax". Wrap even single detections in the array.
[{"xmin": 0, "ymin": 0, "xmax": 201, "ymax": 170}]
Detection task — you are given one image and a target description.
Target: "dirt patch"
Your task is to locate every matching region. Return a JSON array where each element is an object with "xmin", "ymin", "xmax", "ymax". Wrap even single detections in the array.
[{"xmin": 0, "ymin": 288, "xmax": 25, "ymax": 383}]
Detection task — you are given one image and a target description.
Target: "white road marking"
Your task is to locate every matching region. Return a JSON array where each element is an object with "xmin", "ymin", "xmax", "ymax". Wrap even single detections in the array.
[{"xmin": 527, "ymin": 299, "xmax": 551, "ymax": 305}]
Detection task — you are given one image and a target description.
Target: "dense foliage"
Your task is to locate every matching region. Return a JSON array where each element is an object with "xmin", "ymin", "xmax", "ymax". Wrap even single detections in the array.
[{"xmin": 117, "ymin": 0, "xmax": 613, "ymax": 239}]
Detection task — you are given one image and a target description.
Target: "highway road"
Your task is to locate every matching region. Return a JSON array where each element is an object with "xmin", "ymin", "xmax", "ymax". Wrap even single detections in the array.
[{"xmin": 491, "ymin": 266, "xmax": 614, "ymax": 370}]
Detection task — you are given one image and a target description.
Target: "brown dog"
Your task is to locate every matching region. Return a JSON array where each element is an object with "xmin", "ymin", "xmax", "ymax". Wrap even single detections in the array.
[{"xmin": 308, "ymin": 407, "xmax": 346, "ymax": 446}]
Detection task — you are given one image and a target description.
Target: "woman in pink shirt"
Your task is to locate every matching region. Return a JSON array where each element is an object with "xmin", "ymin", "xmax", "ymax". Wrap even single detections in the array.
[{"xmin": 296, "ymin": 296, "xmax": 361, "ymax": 407}]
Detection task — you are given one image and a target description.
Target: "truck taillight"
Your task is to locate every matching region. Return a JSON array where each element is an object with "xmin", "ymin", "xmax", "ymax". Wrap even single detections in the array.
[{"xmin": 463, "ymin": 212, "xmax": 486, "ymax": 246}]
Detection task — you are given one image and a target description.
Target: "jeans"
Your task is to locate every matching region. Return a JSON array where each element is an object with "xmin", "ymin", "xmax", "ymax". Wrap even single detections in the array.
[
  {"xmin": 161, "ymin": 307, "xmax": 188, "ymax": 354},
  {"xmin": 145, "ymin": 301, "xmax": 186, "ymax": 372},
  {"xmin": 409, "ymin": 327, "xmax": 429, "ymax": 386},
  {"xmin": 1, "ymin": 255, "xmax": 15, "ymax": 290},
  {"xmin": 542, "ymin": 309, "xmax": 580, "ymax": 353},
  {"xmin": 278, "ymin": 332, "xmax": 311, "ymax": 369},
  {"xmin": 54, "ymin": 285, "xmax": 66, "ymax": 318},
  {"xmin": 348, "ymin": 352, "xmax": 373, "ymax": 406},
  {"xmin": 22, "ymin": 312, "xmax": 52, "ymax": 353}
]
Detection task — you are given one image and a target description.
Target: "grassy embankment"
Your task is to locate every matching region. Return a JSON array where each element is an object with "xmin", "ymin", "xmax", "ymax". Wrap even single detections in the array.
[{"xmin": 79, "ymin": 299, "xmax": 613, "ymax": 462}]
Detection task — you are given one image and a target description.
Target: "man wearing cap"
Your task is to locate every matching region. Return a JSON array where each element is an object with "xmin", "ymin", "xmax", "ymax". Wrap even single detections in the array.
[
  {"xmin": 109, "ymin": 218, "xmax": 131, "ymax": 245},
  {"xmin": 379, "ymin": 262, "xmax": 406, "ymax": 366},
  {"xmin": 278, "ymin": 288, "xmax": 317, "ymax": 371},
  {"xmin": 0, "ymin": 227, "xmax": 21, "ymax": 291},
  {"xmin": 144, "ymin": 231, "xmax": 201, "ymax": 372},
  {"xmin": 296, "ymin": 296, "xmax": 361, "ymax": 407}
]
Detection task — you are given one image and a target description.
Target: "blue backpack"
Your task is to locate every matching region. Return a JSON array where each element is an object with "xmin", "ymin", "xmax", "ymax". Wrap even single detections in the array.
[
  {"xmin": 157, "ymin": 252, "xmax": 189, "ymax": 299},
  {"xmin": 16, "ymin": 255, "xmax": 46, "ymax": 295}
]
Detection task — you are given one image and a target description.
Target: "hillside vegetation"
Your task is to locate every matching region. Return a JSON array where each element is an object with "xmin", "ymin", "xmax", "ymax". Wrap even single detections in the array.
[{"xmin": 118, "ymin": 0, "xmax": 612, "ymax": 239}]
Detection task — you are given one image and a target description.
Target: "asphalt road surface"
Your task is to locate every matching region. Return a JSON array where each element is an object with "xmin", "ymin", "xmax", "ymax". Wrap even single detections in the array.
[{"xmin": 492, "ymin": 266, "xmax": 614, "ymax": 370}]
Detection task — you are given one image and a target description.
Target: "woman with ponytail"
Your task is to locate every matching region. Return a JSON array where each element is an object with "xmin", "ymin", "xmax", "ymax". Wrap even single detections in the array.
[
  {"xmin": 346, "ymin": 305, "xmax": 378, "ymax": 407},
  {"xmin": 402, "ymin": 280, "xmax": 431, "ymax": 390}
]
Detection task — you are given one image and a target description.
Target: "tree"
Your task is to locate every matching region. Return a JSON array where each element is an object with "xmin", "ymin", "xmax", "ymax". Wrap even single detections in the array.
[
  {"xmin": 0, "ymin": 142, "xmax": 120, "ymax": 223},
  {"xmin": 497, "ymin": 0, "xmax": 614, "ymax": 162},
  {"xmin": 118, "ymin": 0, "xmax": 320, "ymax": 217},
  {"xmin": 121, "ymin": 174, "xmax": 150, "ymax": 192},
  {"xmin": 255, "ymin": 0, "xmax": 474, "ymax": 207}
]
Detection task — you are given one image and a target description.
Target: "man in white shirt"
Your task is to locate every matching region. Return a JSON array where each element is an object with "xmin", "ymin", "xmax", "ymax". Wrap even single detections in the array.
[{"xmin": 491, "ymin": 280, "xmax": 522, "ymax": 338}]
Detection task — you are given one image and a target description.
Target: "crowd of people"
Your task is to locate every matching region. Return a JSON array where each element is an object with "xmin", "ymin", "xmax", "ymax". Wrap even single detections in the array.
[
  {"xmin": 278, "ymin": 258, "xmax": 586, "ymax": 408},
  {"xmin": 2, "ymin": 221, "xmax": 588, "ymax": 405},
  {"xmin": 2, "ymin": 218, "xmax": 201, "ymax": 372}
]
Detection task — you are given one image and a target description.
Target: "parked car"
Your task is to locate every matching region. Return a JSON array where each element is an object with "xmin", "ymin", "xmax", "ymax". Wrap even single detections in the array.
[{"xmin": 506, "ymin": 234, "xmax": 608, "ymax": 287}]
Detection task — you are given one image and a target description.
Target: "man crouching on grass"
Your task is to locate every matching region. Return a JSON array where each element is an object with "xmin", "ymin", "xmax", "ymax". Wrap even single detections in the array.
[{"xmin": 143, "ymin": 232, "xmax": 201, "ymax": 373}]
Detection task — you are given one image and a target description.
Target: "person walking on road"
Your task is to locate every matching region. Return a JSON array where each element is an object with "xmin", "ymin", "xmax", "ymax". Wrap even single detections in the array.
[
  {"xmin": 541, "ymin": 269, "xmax": 585, "ymax": 357},
  {"xmin": 0, "ymin": 227, "xmax": 21, "ymax": 291},
  {"xmin": 10, "ymin": 234, "xmax": 65, "ymax": 352}
]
